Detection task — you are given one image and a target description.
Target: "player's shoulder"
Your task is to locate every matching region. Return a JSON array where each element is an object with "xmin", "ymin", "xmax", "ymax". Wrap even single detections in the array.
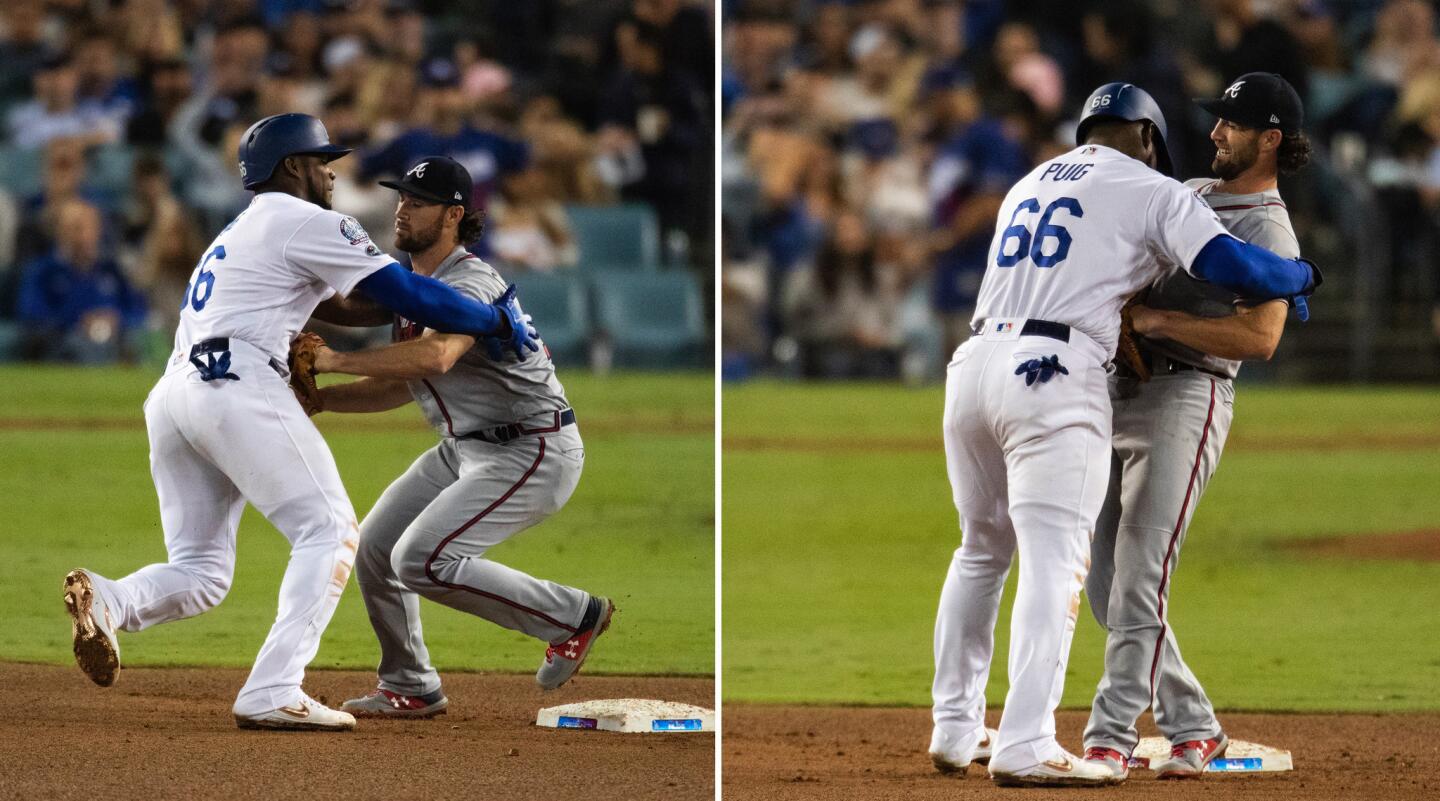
[{"xmin": 438, "ymin": 252, "xmax": 506, "ymax": 289}]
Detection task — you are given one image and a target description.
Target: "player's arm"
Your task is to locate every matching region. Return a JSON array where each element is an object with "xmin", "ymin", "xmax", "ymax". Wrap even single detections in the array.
[
  {"xmin": 1188, "ymin": 235, "xmax": 1318, "ymax": 301},
  {"xmin": 311, "ymin": 293, "xmax": 393, "ymax": 327},
  {"xmin": 316, "ymin": 377, "xmax": 415, "ymax": 413},
  {"xmin": 314, "ymin": 329, "xmax": 475, "ymax": 379},
  {"xmin": 1147, "ymin": 185, "xmax": 1320, "ymax": 310},
  {"xmin": 1131, "ymin": 299, "xmax": 1289, "ymax": 361}
]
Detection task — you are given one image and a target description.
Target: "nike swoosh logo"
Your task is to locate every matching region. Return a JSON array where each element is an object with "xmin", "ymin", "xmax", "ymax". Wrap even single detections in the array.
[
  {"xmin": 278, "ymin": 705, "xmax": 310, "ymax": 718},
  {"xmin": 1042, "ymin": 758, "xmax": 1073, "ymax": 773}
]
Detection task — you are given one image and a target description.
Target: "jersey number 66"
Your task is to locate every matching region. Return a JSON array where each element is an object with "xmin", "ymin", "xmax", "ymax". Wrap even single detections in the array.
[
  {"xmin": 996, "ymin": 197, "xmax": 1083, "ymax": 269},
  {"xmin": 182, "ymin": 245, "xmax": 226, "ymax": 313}
]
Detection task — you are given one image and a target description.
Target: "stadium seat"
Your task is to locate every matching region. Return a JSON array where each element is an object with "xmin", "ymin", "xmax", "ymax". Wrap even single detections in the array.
[
  {"xmin": 566, "ymin": 203, "xmax": 661, "ymax": 272},
  {"xmin": 0, "ymin": 144, "xmax": 43, "ymax": 197},
  {"xmin": 88, "ymin": 143, "xmax": 135, "ymax": 203},
  {"xmin": 590, "ymin": 270, "xmax": 707, "ymax": 368},
  {"xmin": 0, "ymin": 319, "xmax": 21, "ymax": 362},
  {"xmin": 513, "ymin": 271, "xmax": 591, "ymax": 367}
]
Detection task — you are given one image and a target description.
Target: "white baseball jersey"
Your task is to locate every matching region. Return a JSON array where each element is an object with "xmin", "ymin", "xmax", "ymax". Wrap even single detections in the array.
[
  {"xmin": 173, "ymin": 191, "xmax": 395, "ymax": 360},
  {"xmin": 970, "ymin": 145, "xmax": 1231, "ymax": 356}
]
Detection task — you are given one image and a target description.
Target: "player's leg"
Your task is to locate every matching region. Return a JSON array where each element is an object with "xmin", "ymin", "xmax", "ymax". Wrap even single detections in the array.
[
  {"xmin": 1149, "ymin": 379, "xmax": 1233, "ymax": 748},
  {"xmin": 987, "ymin": 341, "xmax": 1113, "ymax": 775},
  {"xmin": 65, "ymin": 375, "xmax": 245, "ymax": 687},
  {"xmin": 101, "ymin": 378, "xmax": 246, "ymax": 628},
  {"xmin": 1082, "ymin": 409, "xmax": 1140, "ymax": 754},
  {"xmin": 388, "ymin": 430, "xmax": 590, "ymax": 644},
  {"xmin": 1089, "ymin": 375, "xmax": 1233, "ymax": 756},
  {"xmin": 931, "ymin": 341, "xmax": 1013, "ymax": 769},
  {"xmin": 183, "ymin": 370, "xmax": 362, "ymax": 718},
  {"xmin": 1084, "ymin": 450, "xmax": 1124, "ymax": 630},
  {"xmin": 351, "ymin": 443, "xmax": 456, "ymax": 701}
]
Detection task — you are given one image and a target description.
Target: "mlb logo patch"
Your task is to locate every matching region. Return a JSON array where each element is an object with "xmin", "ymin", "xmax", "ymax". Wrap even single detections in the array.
[{"xmin": 995, "ymin": 322, "xmax": 1013, "ymax": 333}]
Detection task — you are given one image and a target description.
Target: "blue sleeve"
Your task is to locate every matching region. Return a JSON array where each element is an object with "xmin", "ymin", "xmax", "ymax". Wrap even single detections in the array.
[
  {"xmin": 1190, "ymin": 234, "xmax": 1315, "ymax": 299},
  {"xmin": 355, "ymin": 262, "xmax": 503, "ymax": 336}
]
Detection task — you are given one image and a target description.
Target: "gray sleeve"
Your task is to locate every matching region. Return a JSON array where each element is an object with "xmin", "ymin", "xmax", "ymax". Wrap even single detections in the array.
[
  {"xmin": 1246, "ymin": 217, "xmax": 1301, "ymax": 260},
  {"xmin": 443, "ymin": 270, "xmax": 507, "ymax": 304}
]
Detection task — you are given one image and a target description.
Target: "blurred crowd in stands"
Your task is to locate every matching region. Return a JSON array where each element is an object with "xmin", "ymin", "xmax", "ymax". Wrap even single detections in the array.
[
  {"xmin": 722, "ymin": 0, "xmax": 1440, "ymax": 382},
  {"xmin": 0, "ymin": 0, "xmax": 712, "ymax": 363}
]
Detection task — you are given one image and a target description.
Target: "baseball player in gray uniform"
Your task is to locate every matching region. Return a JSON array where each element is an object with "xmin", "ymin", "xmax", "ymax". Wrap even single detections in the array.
[
  {"xmin": 1081, "ymin": 74, "xmax": 1310, "ymax": 780},
  {"xmin": 303, "ymin": 157, "xmax": 610, "ymax": 717}
]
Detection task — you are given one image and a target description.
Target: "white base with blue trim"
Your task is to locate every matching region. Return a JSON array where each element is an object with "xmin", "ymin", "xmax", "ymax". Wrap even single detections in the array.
[
  {"xmin": 1131, "ymin": 737, "xmax": 1293, "ymax": 773},
  {"xmin": 535, "ymin": 699, "xmax": 714, "ymax": 733}
]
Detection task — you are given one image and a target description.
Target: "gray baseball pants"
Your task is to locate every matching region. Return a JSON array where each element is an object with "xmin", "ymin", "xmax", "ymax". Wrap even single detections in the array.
[
  {"xmin": 1083, "ymin": 371, "xmax": 1233, "ymax": 753},
  {"xmin": 354, "ymin": 428, "xmax": 589, "ymax": 697}
]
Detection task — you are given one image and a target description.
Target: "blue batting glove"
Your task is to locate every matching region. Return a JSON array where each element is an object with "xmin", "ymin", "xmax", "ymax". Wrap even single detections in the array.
[{"xmin": 487, "ymin": 285, "xmax": 540, "ymax": 361}]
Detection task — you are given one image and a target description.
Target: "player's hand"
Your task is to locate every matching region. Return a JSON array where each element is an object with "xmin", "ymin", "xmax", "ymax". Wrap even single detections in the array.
[
  {"xmin": 287, "ymin": 333, "xmax": 326, "ymax": 416},
  {"xmin": 1289, "ymin": 258, "xmax": 1322, "ymax": 322},
  {"xmin": 312, "ymin": 344, "xmax": 338, "ymax": 374},
  {"xmin": 486, "ymin": 284, "xmax": 541, "ymax": 361},
  {"xmin": 1127, "ymin": 304, "xmax": 1165, "ymax": 337},
  {"xmin": 1117, "ymin": 298, "xmax": 1152, "ymax": 382}
]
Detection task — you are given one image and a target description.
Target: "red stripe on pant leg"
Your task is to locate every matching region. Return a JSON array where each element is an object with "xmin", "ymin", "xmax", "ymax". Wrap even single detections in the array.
[
  {"xmin": 423, "ymin": 437, "xmax": 577, "ymax": 633},
  {"xmin": 1148, "ymin": 379, "xmax": 1216, "ymax": 701}
]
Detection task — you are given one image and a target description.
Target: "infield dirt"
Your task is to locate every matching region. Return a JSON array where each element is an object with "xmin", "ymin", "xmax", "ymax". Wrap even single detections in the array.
[
  {"xmin": 2, "ymin": 663, "xmax": 713, "ymax": 801},
  {"xmin": 723, "ymin": 704, "xmax": 1440, "ymax": 800}
]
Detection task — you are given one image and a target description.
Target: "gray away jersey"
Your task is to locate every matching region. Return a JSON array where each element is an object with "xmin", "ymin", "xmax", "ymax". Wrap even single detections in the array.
[
  {"xmin": 393, "ymin": 247, "xmax": 569, "ymax": 436},
  {"xmin": 1140, "ymin": 179, "xmax": 1300, "ymax": 378}
]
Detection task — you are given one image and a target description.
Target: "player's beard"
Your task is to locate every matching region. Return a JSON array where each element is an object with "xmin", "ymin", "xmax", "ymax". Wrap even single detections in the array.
[
  {"xmin": 1211, "ymin": 135, "xmax": 1259, "ymax": 181},
  {"xmin": 397, "ymin": 212, "xmax": 445, "ymax": 253}
]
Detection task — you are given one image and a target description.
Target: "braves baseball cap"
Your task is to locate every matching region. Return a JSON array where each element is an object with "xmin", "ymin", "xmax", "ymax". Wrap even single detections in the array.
[
  {"xmin": 379, "ymin": 156, "xmax": 473, "ymax": 210},
  {"xmin": 1196, "ymin": 72, "xmax": 1303, "ymax": 135}
]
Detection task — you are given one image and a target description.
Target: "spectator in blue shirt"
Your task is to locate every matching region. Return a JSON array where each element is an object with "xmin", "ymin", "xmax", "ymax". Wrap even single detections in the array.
[
  {"xmin": 925, "ymin": 73, "xmax": 1029, "ymax": 358},
  {"xmin": 16, "ymin": 198, "xmax": 146, "ymax": 362},
  {"xmin": 6, "ymin": 51, "xmax": 124, "ymax": 150},
  {"xmin": 359, "ymin": 56, "xmax": 530, "ymax": 214}
]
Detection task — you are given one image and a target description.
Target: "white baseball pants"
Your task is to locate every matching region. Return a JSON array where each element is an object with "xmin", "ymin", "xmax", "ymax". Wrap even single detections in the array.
[
  {"xmin": 933, "ymin": 322, "xmax": 1112, "ymax": 773},
  {"xmin": 89, "ymin": 340, "xmax": 359, "ymax": 716}
]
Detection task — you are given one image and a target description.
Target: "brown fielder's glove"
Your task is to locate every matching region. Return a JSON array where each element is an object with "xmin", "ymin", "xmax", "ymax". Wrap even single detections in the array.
[
  {"xmin": 288, "ymin": 332, "xmax": 325, "ymax": 416},
  {"xmin": 1117, "ymin": 299, "xmax": 1152, "ymax": 382}
]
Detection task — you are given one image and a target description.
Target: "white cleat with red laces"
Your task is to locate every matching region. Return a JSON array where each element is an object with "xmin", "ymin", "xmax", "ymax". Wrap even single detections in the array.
[{"xmin": 536, "ymin": 596, "xmax": 615, "ymax": 690}]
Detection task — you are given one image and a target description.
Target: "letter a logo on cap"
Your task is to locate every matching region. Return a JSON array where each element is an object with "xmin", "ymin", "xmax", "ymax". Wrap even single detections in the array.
[
  {"xmin": 406, "ymin": 161, "xmax": 428, "ymax": 179},
  {"xmin": 1226, "ymin": 80, "xmax": 1246, "ymax": 99}
]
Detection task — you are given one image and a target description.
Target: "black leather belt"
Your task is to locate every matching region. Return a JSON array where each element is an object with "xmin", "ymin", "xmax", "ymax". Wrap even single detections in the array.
[
  {"xmin": 1124, "ymin": 345, "xmax": 1231, "ymax": 381},
  {"xmin": 189, "ymin": 337, "xmax": 286, "ymax": 379},
  {"xmin": 460, "ymin": 408, "xmax": 576, "ymax": 444},
  {"xmin": 971, "ymin": 318, "xmax": 1070, "ymax": 343}
]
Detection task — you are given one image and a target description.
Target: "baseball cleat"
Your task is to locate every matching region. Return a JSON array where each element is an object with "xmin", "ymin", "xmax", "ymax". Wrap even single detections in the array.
[
  {"xmin": 990, "ymin": 750, "xmax": 1124, "ymax": 788},
  {"xmin": 340, "ymin": 687, "xmax": 449, "ymax": 719},
  {"xmin": 929, "ymin": 725, "xmax": 998, "ymax": 773},
  {"xmin": 536, "ymin": 595, "xmax": 614, "ymax": 691},
  {"xmin": 1153, "ymin": 733, "xmax": 1228, "ymax": 779},
  {"xmin": 63, "ymin": 569, "xmax": 121, "ymax": 687},
  {"xmin": 1083, "ymin": 746, "xmax": 1130, "ymax": 782},
  {"xmin": 235, "ymin": 693, "xmax": 356, "ymax": 731}
]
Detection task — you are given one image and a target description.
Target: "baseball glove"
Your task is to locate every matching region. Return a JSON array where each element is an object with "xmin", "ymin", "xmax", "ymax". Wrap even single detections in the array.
[
  {"xmin": 288, "ymin": 332, "xmax": 326, "ymax": 416},
  {"xmin": 1117, "ymin": 299, "xmax": 1151, "ymax": 382}
]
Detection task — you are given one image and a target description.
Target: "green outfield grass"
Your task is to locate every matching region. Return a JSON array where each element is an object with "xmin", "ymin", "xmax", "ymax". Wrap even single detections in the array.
[
  {"xmin": 723, "ymin": 381, "xmax": 1440, "ymax": 711},
  {"xmin": 0, "ymin": 366, "xmax": 714, "ymax": 677}
]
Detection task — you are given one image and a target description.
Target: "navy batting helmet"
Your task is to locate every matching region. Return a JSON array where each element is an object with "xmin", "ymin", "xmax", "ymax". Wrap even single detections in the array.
[
  {"xmin": 1075, "ymin": 82, "xmax": 1173, "ymax": 176},
  {"xmin": 237, "ymin": 113, "xmax": 351, "ymax": 190}
]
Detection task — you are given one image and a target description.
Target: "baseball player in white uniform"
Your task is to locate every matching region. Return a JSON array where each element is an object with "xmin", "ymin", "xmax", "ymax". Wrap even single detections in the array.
[
  {"xmin": 928, "ymin": 83, "xmax": 1320, "ymax": 786},
  {"xmin": 61, "ymin": 114, "xmax": 539, "ymax": 731},
  {"xmin": 290, "ymin": 157, "xmax": 609, "ymax": 717},
  {"xmin": 1081, "ymin": 73, "xmax": 1310, "ymax": 781}
]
